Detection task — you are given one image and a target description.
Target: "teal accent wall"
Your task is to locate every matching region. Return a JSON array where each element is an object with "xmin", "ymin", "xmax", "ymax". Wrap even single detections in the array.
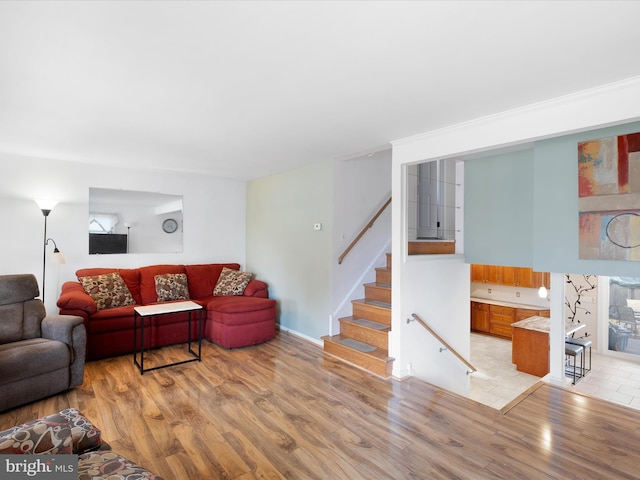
[
  {"xmin": 465, "ymin": 120, "xmax": 640, "ymax": 276},
  {"xmin": 246, "ymin": 160, "xmax": 333, "ymax": 340},
  {"xmin": 533, "ymin": 120, "xmax": 640, "ymax": 276},
  {"xmin": 464, "ymin": 148, "xmax": 534, "ymax": 267}
]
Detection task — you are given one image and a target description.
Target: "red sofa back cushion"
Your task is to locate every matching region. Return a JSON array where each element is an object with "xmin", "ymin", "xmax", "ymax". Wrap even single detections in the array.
[
  {"xmin": 138, "ymin": 265, "xmax": 187, "ymax": 304},
  {"xmin": 76, "ymin": 268, "xmax": 142, "ymax": 304},
  {"xmin": 184, "ymin": 263, "xmax": 240, "ymax": 298}
]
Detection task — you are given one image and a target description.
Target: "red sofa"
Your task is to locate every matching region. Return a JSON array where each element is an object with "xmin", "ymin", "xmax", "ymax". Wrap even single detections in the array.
[{"xmin": 57, "ymin": 263, "xmax": 277, "ymax": 360}]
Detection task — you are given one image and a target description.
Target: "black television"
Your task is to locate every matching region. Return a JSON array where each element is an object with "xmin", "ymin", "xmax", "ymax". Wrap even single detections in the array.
[{"xmin": 89, "ymin": 233, "xmax": 128, "ymax": 254}]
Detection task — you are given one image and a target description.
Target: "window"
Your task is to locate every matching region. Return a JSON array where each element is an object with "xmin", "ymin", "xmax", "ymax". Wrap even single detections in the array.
[
  {"xmin": 608, "ymin": 277, "xmax": 640, "ymax": 355},
  {"xmin": 89, "ymin": 213, "xmax": 119, "ymax": 234}
]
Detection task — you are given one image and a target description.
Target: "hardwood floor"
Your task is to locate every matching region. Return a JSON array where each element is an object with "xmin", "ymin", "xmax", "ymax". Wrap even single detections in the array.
[{"xmin": 2, "ymin": 331, "xmax": 640, "ymax": 479}]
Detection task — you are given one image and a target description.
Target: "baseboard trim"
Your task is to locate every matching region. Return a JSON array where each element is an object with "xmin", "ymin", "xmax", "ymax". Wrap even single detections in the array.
[{"xmin": 277, "ymin": 325, "xmax": 323, "ymax": 347}]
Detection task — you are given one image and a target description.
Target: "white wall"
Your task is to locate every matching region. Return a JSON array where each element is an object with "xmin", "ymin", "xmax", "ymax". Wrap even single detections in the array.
[
  {"xmin": 246, "ymin": 152, "xmax": 393, "ymax": 343},
  {"xmin": 331, "ymin": 150, "xmax": 391, "ymax": 334},
  {"xmin": 0, "ymin": 154, "xmax": 247, "ymax": 313},
  {"xmin": 246, "ymin": 160, "xmax": 333, "ymax": 342},
  {"xmin": 391, "ymin": 75, "xmax": 640, "ymax": 386},
  {"xmin": 397, "ymin": 255, "xmax": 471, "ymax": 395}
]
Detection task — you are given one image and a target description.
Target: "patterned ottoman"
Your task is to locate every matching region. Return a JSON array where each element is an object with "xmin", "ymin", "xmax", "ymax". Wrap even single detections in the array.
[{"xmin": 0, "ymin": 408, "xmax": 163, "ymax": 479}]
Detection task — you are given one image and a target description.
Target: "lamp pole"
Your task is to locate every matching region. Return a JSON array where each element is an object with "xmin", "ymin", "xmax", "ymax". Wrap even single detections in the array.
[{"xmin": 41, "ymin": 208, "xmax": 51, "ymax": 302}]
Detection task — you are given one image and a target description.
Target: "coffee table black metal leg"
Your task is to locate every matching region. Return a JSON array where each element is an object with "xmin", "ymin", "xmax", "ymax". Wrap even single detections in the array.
[
  {"xmin": 140, "ymin": 315, "xmax": 145, "ymax": 374},
  {"xmin": 198, "ymin": 309, "xmax": 202, "ymax": 360}
]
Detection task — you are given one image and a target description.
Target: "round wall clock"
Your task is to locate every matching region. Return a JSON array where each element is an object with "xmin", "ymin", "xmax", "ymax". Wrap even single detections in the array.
[{"xmin": 162, "ymin": 218, "xmax": 179, "ymax": 234}]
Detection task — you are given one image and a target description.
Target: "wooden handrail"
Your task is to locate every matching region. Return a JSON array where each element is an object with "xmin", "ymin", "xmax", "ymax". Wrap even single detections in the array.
[
  {"xmin": 408, "ymin": 313, "xmax": 477, "ymax": 374},
  {"xmin": 338, "ymin": 197, "xmax": 391, "ymax": 265}
]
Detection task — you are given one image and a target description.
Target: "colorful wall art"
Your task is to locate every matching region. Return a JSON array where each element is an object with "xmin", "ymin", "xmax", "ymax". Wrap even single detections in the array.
[{"xmin": 578, "ymin": 132, "xmax": 640, "ymax": 260}]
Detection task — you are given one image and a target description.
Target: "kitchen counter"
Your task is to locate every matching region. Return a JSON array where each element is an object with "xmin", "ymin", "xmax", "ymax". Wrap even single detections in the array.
[
  {"xmin": 511, "ymin": 316, "xmax": 585, "ymax": 377},
  {"xmin": 511, "ymin": 316, "xmax": 585, "ymax": 335},
  {"xmin": 470, "ymin": 297, "xmax": 549, "ymax": 311}
]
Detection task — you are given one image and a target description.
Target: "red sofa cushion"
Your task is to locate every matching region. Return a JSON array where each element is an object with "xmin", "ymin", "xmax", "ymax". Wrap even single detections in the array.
[
  {"xmin": 87, "ymin": 307, "xmax": 145, "ymax": 334},
  {"xmin": 184, "ymin": 263, "xmax": 240, "ymax": 298},
  {"xmin": 58, "ymin": 282, "xmax": 98, "ymax": 315},
  {"xmin": 207, "ymin": 297, "xmax": 276, "ymax": 326},
  {"xmin": 138, "ymin": 265, "xmax": 186, "ymax": 304}
]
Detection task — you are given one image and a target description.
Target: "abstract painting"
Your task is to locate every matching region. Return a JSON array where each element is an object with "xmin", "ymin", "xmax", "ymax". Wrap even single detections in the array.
[{"xmin": 578, "ymin": 131, "xmax": 640, "ymax": 261}]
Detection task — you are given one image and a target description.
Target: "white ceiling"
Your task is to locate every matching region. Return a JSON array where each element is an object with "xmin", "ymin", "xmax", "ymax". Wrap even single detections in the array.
[{"xmin": 1, "ymin": 1, "xmax": 640, "ymax": 181}]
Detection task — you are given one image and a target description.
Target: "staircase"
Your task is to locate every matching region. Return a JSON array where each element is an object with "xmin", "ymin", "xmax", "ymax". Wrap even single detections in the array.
[{"xmin": 322, "ymin": 253, "xmax": 394, "ymax": 378}]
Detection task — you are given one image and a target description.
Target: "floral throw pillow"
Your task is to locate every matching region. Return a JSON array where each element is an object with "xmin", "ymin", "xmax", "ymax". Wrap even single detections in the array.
[
  {"xmin": 80, "ymin": 272, "xmax": 136, "ymax": 311},
  {"xmin": 155, "ymin": 273, "xmax": 190, "ymax": 302},
  {"xmin": 213, "ymin": 267, "xmax": 253, "ymax": 296}
]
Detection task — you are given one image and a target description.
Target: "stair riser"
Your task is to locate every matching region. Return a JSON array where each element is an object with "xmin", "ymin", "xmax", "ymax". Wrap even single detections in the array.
[
  {"xmin": 341, "ymin": 322, "xmax": 389, "ymax": 350},
  {"xmin": 376, "ymin": 268, "xmax": 391, "ymax": 284},
  {"xmin": 323, "ymin": 340, "xmax": 393, "ymax": 378},
  {"xmin": 408, "ymin": 241, "xmax": 455, "ymax": 255},
  {"xmin": 352, "ymin": 302, "xmax": 391, "ymax": 325},
  {"xmin": 386, "ymin": 253, "xmax": 392, "ymax": 269},
  {"xmin": 364, "ymin": 284, "xmax": 391, "ymax": 304}
]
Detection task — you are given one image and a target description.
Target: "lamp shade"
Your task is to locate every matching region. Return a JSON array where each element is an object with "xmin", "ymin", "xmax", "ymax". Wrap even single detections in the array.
[
  {"xmin": 538, "ymin": 285, "xmax": 548, "ymax": 298},
  {"xmin": 35, "ymin": 199, "xmax": 59, "ymax": 211},
  {"xmin": 52, "ymin": 250, "xmax": 66, "ymax": 264}
]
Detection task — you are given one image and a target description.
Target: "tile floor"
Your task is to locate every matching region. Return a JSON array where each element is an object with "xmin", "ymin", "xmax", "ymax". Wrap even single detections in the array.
[
  {"xmin": 468, "ymin": 332, "xmax": 640, "ymax": 411},
  {"xmin": 468, "ymin": 333, "xmax": 540, "ymax": 409}
]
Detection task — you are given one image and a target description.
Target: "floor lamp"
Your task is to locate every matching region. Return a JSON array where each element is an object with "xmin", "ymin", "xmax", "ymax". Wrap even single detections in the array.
[{"xmin": 36, "ymin": 199, "xmax": 65, "ymax": 302}]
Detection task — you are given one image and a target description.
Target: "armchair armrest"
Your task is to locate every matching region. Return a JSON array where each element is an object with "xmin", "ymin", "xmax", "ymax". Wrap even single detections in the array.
[
  {"xmin": 243, "ymin": 279, "xmax": 269, "ymax": 298},
  {"xmin": 42, "ymin": 315, "xmax": 86, "ymax": 387},
  {"xmin": 57, "ymin": 281, "xmax": 98, "ymax": 315}
]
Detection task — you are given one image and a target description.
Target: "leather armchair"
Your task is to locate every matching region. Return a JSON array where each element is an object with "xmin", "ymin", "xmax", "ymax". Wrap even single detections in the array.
[{"xmin": 0, "ymin": 274, "xmax": 86, "ymax": 412}]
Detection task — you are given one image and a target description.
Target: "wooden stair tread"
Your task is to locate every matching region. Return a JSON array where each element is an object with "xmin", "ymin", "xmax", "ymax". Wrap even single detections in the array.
[
  {"xmin": 341, "ymin": 316, "xmax": 389, "ymax": 331},
  {"xmin": 322, "ymin": 335, "xmax": 393, "ymax": 361},
  {"xmin": 364, "ymin": 282, "xmax": 391, "ymax": 289},
  {"xmin": 353, "ymin": 299, "xmax": 391, "ymax": 309}
]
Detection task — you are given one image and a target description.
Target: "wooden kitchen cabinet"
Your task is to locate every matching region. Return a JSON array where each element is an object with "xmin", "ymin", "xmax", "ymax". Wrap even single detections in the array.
[
  {"xmin": 470, "ymin": 264, "xmax": 550, "ymax": 289},
  {"xmin": 485, "ymin": 265, "xmax": 501, "ymax": 284},
  {"xmin": 470, "ymin": 264, "xmax": 486, "ymax": 283},
  {"xmin": 470, "ymin": 301, "xmax": 550, "ymax": 340},
  {"xmin": 512, "ymin": 326, "xmax": 550, "ymax": 377},
  {"xmin": 471, "ymin": 264, "xmax": 502, "ymax": 284},
  {"xmin": 489, "ymin": 305, "xmax": 516, "ymax": 338},
  {"xmin": 471, "ymin": 302, "xmax": 490, "ymax": 333},
  {"xmin": 520, "ymin": 268, "xmax": 551, "ymax": 289},
  {"xmin": 501, "ymin": 266, "xmax": 538, "ymax": 287},
  {"xmin": 471, "ymin": 263, "xmax": 486, "ymax": 283},
  {"xmin": 515, "ymin": 307, "xmax": 540, "ymax": 322},
  {"xmin": 532, "ymin": 271, "xmax": 551, "ymax": 289},
  {"xmin": 501, "ymin": 266, "xmax": 518, "ymax": 286}
]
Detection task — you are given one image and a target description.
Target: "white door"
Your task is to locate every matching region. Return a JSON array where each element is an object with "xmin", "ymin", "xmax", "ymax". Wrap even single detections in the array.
[{"xmin": 417, "ymin": 160, "xmax": 442, "ymax": 239}]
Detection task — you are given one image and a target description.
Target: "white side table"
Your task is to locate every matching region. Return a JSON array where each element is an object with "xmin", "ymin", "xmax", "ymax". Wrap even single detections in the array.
[{"xmin": 133, "ymin": 300, "xmax": 203, "ymax": 374}]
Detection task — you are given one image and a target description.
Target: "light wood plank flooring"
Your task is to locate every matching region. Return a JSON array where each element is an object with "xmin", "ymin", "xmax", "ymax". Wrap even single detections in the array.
[{"xmin": 2, "ymin": 331, "xmax": 640, "ymax": 479}]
